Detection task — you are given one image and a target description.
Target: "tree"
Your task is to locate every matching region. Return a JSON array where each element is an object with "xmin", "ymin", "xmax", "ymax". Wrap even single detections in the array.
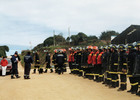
[
  {"xmin": 87, "ymin": 35, "xmax": 98, "ymax": 44},
  {"xmin": 99, "ymin": 31, "xmax": 119, "ymax": 41},
  {"xmin": 77, "ymin": 32, "xmax": 87, "ymax": 42},
  {"xmin": 0, "ymin": 45, "xmax": 9, "ymax": 57},
  {"xmin": 43, "ymin": 37, "xmax": 54, "ymax": 47}
]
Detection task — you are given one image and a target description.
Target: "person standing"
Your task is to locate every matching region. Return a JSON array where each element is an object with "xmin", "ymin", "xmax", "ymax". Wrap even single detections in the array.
[
  {"xmin": 127, "ymin": 44, "xmax": 138, "ymax": 94},
  {"xmin": 68, "ymin": 48, "xmax": 74, "ymax": 74},
  {"xmin": 117, "ymin": 44, "xmax": 127, "ymax": 91},
  {"xmin": 24, "ymin": 51, "xmax": 33, "ymax": 79},
  {"xmin": 11, "ymin": 53, "xmax": 20, "ymax": 79},
  {"xmin": 56, "ymin": 49, "xmax": 65, "ymax": 75},
  {"xmin": 33, "ymin": 51, "xmax": 40, "ymax": 74},
  {"xmin": 0, "ymin": 57, "xmax": 8, "ymax": 76},
  {"xmin": 44, "ymin": 50, "xmax": 53, "ymax": 73},
  {"xmin": 109, "ymin": 45, "xmax": 119, "ymax": 88}
]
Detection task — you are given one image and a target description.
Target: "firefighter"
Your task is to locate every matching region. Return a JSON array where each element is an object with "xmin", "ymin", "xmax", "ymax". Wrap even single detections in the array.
[
  {"xmin": 101, "ymin": 46, "xmax": 108, "ymax": 84},
  {"xmin": 109, "ymin": 45, "xmax": 119, "ymax": 88},
  {"xmin": 82, "ymin": 47, "xmax": 89, "ymax": 78},
  {"xmin": 75, "ymin": 47, "xmax": 82, "ymax": 76},
  {"xmin": 96, "ymin": 46, "xmax": 104, "ymax": 82},
  {"xmin": 33, "ymin": 51, "xmax": 40, "ymax": 74},
  {"xmin": 117, "ymin": 44, "xmax": 127, "ymax": 91},
  {"xmin": 86, "ymin": 46, "xmax": 93, "ymax": 79},
  {"xmin": 106, "ymin": 46, "xmax": 112, "ymax": 86},
  {"xmin": 68, "ymin": 47, "xmax": 75, "ymax": 74},
  {"xmin": 44, "ymin": 50, "xmax": 53, "ymax": 73},
  {"xmin": 92, "ymin": 46, "xmax": 99, "ymax": 81},
  {"xmin": 11, "ymin": 53, "xmax": 21, "ymax": 79},
  {"xmin": 56, "ymin": 49, "xmax": 65, "ymax": 75},
  {"xmin": 24, "ymin": 51, "xmax": 33, "ymax": 79},
  {"xmin": 127, "ymin": 44, "xmax": 138, "ymax": 94},
  {"xmin": 52, "ymin": 49, "xmax": 58, "ymax": 73},
  {"xmin": 62, "ymin": 49, "xmax": 67, "ymax": 72},
  {"xmin": 134, "ymin": 42, "xmax": 140, "ymax": 96}
]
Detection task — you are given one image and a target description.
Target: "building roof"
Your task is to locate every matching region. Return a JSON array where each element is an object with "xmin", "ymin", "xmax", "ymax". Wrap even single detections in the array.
[{"xmin": 111, "ymin": 25, "xmax": 140, "ymax": 44}]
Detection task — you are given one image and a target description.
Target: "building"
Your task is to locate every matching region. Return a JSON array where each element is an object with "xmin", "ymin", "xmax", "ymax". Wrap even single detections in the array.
[{"xmin": 111, "ymin": 25, "xmax": 140, "ymax": 44}]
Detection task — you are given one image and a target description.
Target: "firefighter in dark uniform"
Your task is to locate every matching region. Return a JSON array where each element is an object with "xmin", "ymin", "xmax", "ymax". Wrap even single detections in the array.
[
  {"xmin": 134, "ymin": 42, "xmax": 140, "ymax": 96},
  {"xmin": 97, "ymin": 47, "xmax": 104, "ymax": 82},
  {"xmin": 24, "ymin": 51, "xmax": 33, "ymax": 79},
  {"xmin": 68, "ymin": 48, "xmax": 75, "ymax": 74},
  {"xmin": 33, "ymin": 51, "xmax": 40, "ymax": 74},
  {"xmin": 102, "ymin": 46, "xmax": 108, "ymax": 84},
  {"xmin": 127, "ymin": 44, "xmax": 138, "ymax": 94},
  {"xmin": 118, "ymin": 44, "xmax": 128, "ymax": 91},
  {"xmin": 106, "ymin": 46, "xmax": 112, "ymax": 86},
  {"xmin": 62, "ymin": 49, "xmax": 67, "ymax": 72},
  {"xmin": 75, "ymin": 47, "xmax": 82, "ymax": 76},
  {"xmin": 44, "ymin": 50, "xmax": 53, "ymax": 73},
  {"xmin": 109, "ymin": 45, "xmax": 119, "ymax": 88},
  {"xmin": 11, "ymin": 53, "xmax": 21, "ymax": 79},
  {"xmin": 56, "ymin": 49, "xmax": 65, "ymax": 75},
  {"xmin": 82, "ymin": 47, "xmax": 89, "ymax": 78},
  {"xmin": 52, "ymin": 49, "xmax": 58, "ymax": 73}
]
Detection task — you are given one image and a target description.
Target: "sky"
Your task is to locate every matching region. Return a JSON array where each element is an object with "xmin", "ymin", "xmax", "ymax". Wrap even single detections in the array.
[{"xmin": 0, "ymin": 0, "xmax": 140, "ymax": 55}]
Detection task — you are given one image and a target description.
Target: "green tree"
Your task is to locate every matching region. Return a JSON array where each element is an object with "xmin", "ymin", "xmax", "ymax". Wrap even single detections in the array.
[
  {"xmin": 43, "ymin": 37, "xmax": 54, "ymax": 47},
  {"xmin": 0, "ymin": 45, "xmax": 9, "ymax": 57},
  {"xmin": 99, "ymin": 31, "xmax": 119, "ymax": 41}
]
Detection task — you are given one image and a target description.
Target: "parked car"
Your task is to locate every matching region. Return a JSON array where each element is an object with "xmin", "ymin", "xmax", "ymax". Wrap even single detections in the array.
[{"xmin": 0, "ymin": 58, "xmax": 12, "ymax": 73}]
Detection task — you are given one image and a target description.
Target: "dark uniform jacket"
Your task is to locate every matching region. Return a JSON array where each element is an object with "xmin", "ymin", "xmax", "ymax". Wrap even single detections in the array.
[
  {"xmin": 11, "ymin": 55, "xmax": 18, "ymax": 69},
  {"xmin": 118, "ymin": 50, "xmax": 127, "ymax": 71},
  {"xmin": 46, "ymin": 53, "xmax": 51, "ymax": 64},
  {"xmin": 128, "ymin": 50, "xmax": 136, "ymax": 75},
  {"xmin": 110, "ymin": 51, "xmax": 118, "ymax": 72},
  {"xmin": 24, "ymin": 54, "xmax": 33, "ymax": 66}
]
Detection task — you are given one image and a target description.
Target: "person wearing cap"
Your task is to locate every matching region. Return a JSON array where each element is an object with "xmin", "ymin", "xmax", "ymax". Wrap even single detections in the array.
[
  {"xmin": 109, "ymin": 45, "xmax": 119, "ymax": 88},
  {"xmin": 0, "ymin": 57, "xmax": 8, "ymax": 76},
  {"xmin": 92, "ymin": 46, "xmax": 99, "ymax": 81},
  {"xmin": 68, "ymin": 48, "xmax": 74, "ymax": 74},
  {"xmin": 44, "ymin": 50, "xmax": 53, "ymax": 73},
  {"xmin": 127, "ymin": 44, "xmax": 138, "ymax": 94},
  {"xmin": 117, "ymin": 44, "xmax": 128, "ymax": 91},
  {"xmin": 11, "ymin": 53, "xmax": 21, "ymax": 79},
  {"xmin": 134, "ymin": 41, "xmax": 140, "ymax": 96},
  {"xmin": 24, "ymin": 51, "xmax": 33, "ymax": 79}
]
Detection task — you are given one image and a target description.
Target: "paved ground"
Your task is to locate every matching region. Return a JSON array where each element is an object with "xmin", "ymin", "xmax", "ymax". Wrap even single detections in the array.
[{"xmin": 0, "ymin": 63, "xmax": 139, "ymax": 100}]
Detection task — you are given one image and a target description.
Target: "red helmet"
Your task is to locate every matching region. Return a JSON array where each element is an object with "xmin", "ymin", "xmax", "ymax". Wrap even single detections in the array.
[
  {"xmin": 93, "ymin": 46, "xmax": 98, "ymax": 50},
  {"xmin": 54, "ymin": 49, "xmax": 57, "ymax": 53},
  {"xmin": 87, "ymin": 46, "xmax": 93, "ymax": 49}
]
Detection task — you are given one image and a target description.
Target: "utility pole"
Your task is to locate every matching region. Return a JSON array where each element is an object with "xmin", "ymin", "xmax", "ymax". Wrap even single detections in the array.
[
  {"xmin": 68, "ymin": 27, "xmax": 70, "ymax": 46},
  {"xmin": 29, "ymin": 41, "xmax": 32, "ymax": 50},
  {"xmin": 53, "ymin": 30, "xmax": 55, "ymax": 46}
]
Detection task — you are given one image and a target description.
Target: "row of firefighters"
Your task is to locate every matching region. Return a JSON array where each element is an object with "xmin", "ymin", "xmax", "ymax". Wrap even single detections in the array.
[{"xmin": 33, "ymin": 42, "xmax": 140, "ymax": 96}]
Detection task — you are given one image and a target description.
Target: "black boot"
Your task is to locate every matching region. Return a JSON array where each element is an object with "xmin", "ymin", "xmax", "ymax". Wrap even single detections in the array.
[
  {"xmin": 26, "ymin": 76, "xmax": 30, "ymax": 79},
  {"xmin": 16, "ymin": 75, "xmax": 21, "ymax": 78},
  {"xmin": 50, "ymin": 69, "xmax": 53, "ymax": 73},
  {"xmin": 136, "ymin": 91, "xmax": 140, "ymax": 96},
  {"xmin": 11, "ymin": 76, "xmax": 15, "ymax": 79},
  {"xmin": 33, "ymin": 69, "xmax": 36, "ymax": 74},
  {"xmin": 44, "ymin": 69, "xmax": 47, "ymax": 73}
]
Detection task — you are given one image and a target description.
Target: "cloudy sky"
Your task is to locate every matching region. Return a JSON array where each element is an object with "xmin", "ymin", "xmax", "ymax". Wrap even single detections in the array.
[{"xmin": 0, "ymin": 0, "xmax": 140, "ymax": 50}]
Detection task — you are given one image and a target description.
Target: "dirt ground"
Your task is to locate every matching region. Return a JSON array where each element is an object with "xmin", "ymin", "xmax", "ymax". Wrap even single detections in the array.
[{"xmin": 0, "ymin": 63, "xmax": 139, "ymax": 100}]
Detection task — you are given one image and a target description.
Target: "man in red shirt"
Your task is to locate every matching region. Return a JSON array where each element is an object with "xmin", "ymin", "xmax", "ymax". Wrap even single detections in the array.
[
  {"xmin": 0, "ymin": 57, "xmax": 8, "ymax": 76},
  {"xmin": 92, "ymin": 46, "xmax": 99, "ymax": 81}
]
